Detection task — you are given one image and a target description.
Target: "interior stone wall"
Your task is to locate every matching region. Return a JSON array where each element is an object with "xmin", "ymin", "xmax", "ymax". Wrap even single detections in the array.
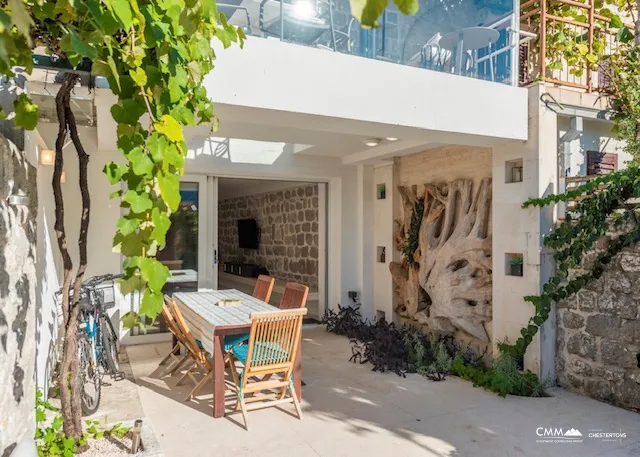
[
  {"xmin": 557, "ymin": 244, "xmax": 640, "ymax": 411},
  {"xmin": 218, "ymin": 184, "xmax": 319, "ymax": 290},
  {"xmin": 0, "ymin": 136, "xmax": 37, "ymax": 456},
  {"xmin": 392, "ymin": 146, "xmax": 493, "ymax": 352}
]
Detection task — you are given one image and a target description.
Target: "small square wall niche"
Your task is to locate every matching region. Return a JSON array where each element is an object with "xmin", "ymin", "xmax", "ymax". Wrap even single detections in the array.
[
  {"xmin": 505, "ymin": 253, "xmax": 524, "ymax": 277},
  {"xmin": 505, "ymin": 159, "xmax": 523, "ymax": 184},
  {"xmin": 376, "ymin": 183, "xmax": 386, "ymax": 200}
]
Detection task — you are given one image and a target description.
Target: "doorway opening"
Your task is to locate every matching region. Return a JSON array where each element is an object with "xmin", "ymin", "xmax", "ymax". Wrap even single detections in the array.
[{"xmin": 217, "ymin": 177, "xmax": 326, "ymax": 321}]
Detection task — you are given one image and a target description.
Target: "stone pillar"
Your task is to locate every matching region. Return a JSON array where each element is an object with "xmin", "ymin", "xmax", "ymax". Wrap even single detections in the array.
[
  {"xmin": 0, "ymin": 135, "xmax": 37, "ymax": 456},
  {"xmin": 492, "ymin": 83, "xmax": 559, "ymax": 380}
]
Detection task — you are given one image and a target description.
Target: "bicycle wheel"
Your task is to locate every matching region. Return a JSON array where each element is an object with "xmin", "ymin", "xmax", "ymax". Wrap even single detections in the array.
[
  {"xmin": 78, "ymin": 334, "xmax": 101, "ymax": 415},
  {"xmin": 100, "ymin": 316, "xmax": 120, "ymax": 375}
]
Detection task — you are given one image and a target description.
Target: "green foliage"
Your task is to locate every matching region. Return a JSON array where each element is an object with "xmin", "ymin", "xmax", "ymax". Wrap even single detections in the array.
[
  {"xmin": 521, "ymin": 0, "xmax": 633, "ymax": 79},
  {"xmin": 419, "ymin": 341, "xmax": 452, "ymax": 381},
  {"xmin": 85, "ymin": 419, "xmax": 131, "ymax": 441},
  {"xmin": 324, "ymin": 307, "xmax": 545, "ymax": 397},
  {"xmin": 35, "ymin": 389, "xmax": 77, "ymax": 457},
  {"xmin": 450, "ymin": 353, "xmax": 545, "ymax": 397},
  {"xmin": 500, "ymin": 164, "xmax": 640, "ymax": 359},
  {"xmin": 509, "ymin": 256, "xmax": 523, "ymax": 266},
  {"xmin": 0, "ymin": 0, "xmax": 245, "ymax": 328},
  {"xmin": 350, "ymin": 0, "xmax": 418, "ymax": 27},
  {"xmin": 402, "ymin": 197, "xmax": 424, "ymax": 269},
  {"xmin": 608, "ymin": 45, "xmax": 640, "ymax": 160},
  {"xmin": 35, "ymin": 390, "xmax": 132, "ymax": 457}
]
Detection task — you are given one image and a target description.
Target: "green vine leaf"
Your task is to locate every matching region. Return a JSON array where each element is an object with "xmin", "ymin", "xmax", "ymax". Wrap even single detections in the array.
[
  {"xmin": 139, "ymin": 257, "xmax": 169, "ymax": 293},
  {"xmin": 154, "ymin": 114, "xmax": 184, "ymax": 142},
  {"xmin": 123, "ymin": 190, "xmax": 153, "ymax": 213},
  {"xmin": 13, "ymin": 93, "xmax": 38, "ymax": 130},
  {"xmin": 157, "ymin": 171, "xmax": 181, "ymax": 211}
]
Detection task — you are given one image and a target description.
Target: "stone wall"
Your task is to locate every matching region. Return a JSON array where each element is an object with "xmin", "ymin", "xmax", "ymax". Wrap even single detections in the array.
[
  {"xmin": 0, "ymin": 136, "xmax": 37, "ymax": 456},
  {"xmin": 218, "ymin": 184, "xmax": 319, "ymax": 290},
  {"xmin": 557, "ymin": 246, "xmax": 640, "ymax": 411}
]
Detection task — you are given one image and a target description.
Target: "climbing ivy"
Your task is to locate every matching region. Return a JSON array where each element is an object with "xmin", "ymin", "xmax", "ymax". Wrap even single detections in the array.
[
  {"xmin": 499, "ymin": 165, "xmax": 640, "ymax": 359},
  {"xmin": 498, "ymin": 4, "xmax": 640, "ymax": 360}
]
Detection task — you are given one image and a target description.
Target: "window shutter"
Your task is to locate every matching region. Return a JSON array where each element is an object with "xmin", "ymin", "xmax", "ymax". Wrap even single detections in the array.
[
  {"xmin": 587, "ymin": 151, "xmax": 618, "ymax": 176},
  {"xmin": 598, "ymin": 60, "xmax": 611, "ymax": 91},
  {"xmin": 519, "ymin": 42, "xmax": 529, "ymax": 85}
]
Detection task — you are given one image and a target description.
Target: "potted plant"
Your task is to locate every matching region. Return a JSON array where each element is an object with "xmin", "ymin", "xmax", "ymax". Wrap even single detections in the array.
[{"xmin": 510, "ymin": 257, "xmax": 524, "ymax": 276}]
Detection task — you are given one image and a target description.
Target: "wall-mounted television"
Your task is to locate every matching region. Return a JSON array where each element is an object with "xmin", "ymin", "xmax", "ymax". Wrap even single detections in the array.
[{"xmin": 237, "ymin": 218, "xmax": 260, "ymax": 249}]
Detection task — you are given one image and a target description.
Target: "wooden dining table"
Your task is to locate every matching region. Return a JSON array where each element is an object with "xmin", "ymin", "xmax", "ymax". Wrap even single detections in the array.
[{"xmin": 172, "ymin": 289, "xmax": 303, "ymax": 418}]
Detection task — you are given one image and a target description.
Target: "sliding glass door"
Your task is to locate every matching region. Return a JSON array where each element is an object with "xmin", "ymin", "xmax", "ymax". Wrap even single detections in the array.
[{"xmin": 128, "ymin": 174, "xmax": 214, "ymax": 337}]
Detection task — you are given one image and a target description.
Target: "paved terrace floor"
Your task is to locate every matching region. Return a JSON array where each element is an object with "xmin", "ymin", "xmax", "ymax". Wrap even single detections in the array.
[{"xmin": 104, "ymin": 328, "xmax": 640, "ymax": 457}]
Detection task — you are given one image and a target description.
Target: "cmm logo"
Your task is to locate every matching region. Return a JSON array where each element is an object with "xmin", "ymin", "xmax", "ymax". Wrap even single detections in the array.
[{"xmin": 536, "ymin": 428, "xmax": 583, "ymax": 443}]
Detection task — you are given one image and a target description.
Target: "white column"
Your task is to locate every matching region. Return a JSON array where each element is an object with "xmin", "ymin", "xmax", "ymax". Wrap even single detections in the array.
[
  {"xmin": 492, "ymin": 83, "xmax": 558, "ymax": 381},
  {"xmin": 356, "ymin": 164, "xmax": 374, "ymax": 318},
  {"xmin": 372, "ymin": 163, "xmax": 395, "ymax": 321}
]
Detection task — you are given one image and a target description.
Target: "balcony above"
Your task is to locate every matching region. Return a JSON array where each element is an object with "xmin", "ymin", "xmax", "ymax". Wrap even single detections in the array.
[
  {"xmin": 203, "ymin": 3, "xmax": 529, "ymax": 163},
  {"xmin": 223, "ymin": 0, "xmax": 522, "ymax": 85}
]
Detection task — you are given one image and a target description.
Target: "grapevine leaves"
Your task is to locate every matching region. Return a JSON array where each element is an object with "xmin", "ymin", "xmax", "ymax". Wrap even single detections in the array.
[{"xmin": 501, "ymin": 164, "xmax": 640, "ymax": 359}]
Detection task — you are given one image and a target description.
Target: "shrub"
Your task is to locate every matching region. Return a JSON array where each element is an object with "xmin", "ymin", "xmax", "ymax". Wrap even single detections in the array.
[{"xmin": 323, "ymin": 306, "xmax": 546, "ymax": 397}]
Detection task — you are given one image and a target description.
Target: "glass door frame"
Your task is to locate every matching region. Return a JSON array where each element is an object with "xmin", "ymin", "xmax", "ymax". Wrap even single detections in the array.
[{"xmin": 182, "ymin": 173, "xmax": 211, "ymax": 290}]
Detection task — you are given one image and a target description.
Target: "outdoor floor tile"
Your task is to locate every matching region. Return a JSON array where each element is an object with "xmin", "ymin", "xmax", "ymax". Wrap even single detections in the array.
[{"xmin": 116, "ymin": 328, "xmax": 640, "ymax": 457}]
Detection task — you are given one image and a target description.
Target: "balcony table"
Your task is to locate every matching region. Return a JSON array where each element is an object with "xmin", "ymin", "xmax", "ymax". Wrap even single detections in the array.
[
  {"xmin": 439, "ymin": 26, "xmax": 499, "ymax": 78},
  {"xmin": 172, "ymin": 289, "xmax": 303, "ymax": 418}
]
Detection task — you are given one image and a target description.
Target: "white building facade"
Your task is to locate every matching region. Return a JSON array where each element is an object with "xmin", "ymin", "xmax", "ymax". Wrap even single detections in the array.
[{"xmin": 26, "ymin": 0, "xmax": 627, "ymax": 392}]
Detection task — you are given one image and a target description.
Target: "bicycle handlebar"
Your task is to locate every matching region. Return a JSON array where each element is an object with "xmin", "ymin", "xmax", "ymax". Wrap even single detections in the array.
[{"xmin": 55, "ymin": 273, "xmax": 124, "ymax": 296}]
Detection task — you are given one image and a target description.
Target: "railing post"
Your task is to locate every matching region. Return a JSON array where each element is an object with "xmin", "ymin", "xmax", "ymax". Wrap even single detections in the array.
[
  {"xmin": 540, "ymin": 0, "xmax": 547, "ymax": 83},
  {"xmin": 511, "ymin": 0, "xmax": 520, "ymax": 86},
  {"xmin": 587, "ymin": 0, "xmax": 595, "ymax": 92}
]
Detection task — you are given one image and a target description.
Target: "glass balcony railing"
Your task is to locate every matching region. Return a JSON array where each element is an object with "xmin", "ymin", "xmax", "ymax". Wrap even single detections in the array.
[{"xmin": 220, "ymin": 0, "xmax": 522, "ymax": 85}]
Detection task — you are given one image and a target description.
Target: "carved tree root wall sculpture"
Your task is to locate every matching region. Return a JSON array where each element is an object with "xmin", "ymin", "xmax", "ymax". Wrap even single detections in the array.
[{"xmin": 390, "ymin": 178, "xmax": 493, "ymax": 346}]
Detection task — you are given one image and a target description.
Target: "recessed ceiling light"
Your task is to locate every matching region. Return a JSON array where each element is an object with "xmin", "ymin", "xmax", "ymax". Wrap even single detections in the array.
[
  {"xmin": 364, "ymin": 138, "xmax": 381, "ymax": 147},
  {"xmin": 386, "ymin": 137, "xmax": 398, "ymax": 141}
]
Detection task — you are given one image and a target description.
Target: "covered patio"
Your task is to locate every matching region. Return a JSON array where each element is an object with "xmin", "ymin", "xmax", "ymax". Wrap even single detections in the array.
[{"xmin": 96, "ymin": 327, "xmax": 640, "ymax": 457}]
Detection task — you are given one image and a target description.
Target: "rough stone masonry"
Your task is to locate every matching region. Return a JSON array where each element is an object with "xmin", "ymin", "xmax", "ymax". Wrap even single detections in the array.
[
  {"xmin": 218, "ymin": 184, "xmax": 319, "ymax": 290},
  {"xmin": 557, "ymin": 245, "xmax": 640, "ymax": 412}
]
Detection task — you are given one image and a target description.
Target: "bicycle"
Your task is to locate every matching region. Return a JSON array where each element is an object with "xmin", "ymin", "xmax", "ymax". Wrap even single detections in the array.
[{"xmin": 57, "ymin": 273, "xmax": 123, "ymax": 415}]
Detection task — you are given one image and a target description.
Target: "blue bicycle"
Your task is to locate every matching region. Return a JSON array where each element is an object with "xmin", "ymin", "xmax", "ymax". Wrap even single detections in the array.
[{"xmin": 58, "ymin": 273, "xmax": 123, "ymax": 415}]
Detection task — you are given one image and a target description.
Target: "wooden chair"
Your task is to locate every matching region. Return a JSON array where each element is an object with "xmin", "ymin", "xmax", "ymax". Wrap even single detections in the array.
[
  {"xmin": 228, "ymin": 308, "xmax": 307, "ymax": 430},
  {"xmin": 224, "ymin": 275, "xmax": 276, "ymax": 351},
  {"xmin": 252, "ymin": 275, "xmax": 275, "ymax": 303},
  {"xmin": 279, "ymin": 282, "xmax": 309, "ymax": 310},
  {"xmin": 159, "ymin": 296, "xmax": 191, "ymax": 375},
  {"xmin": 167, "ymin": 297, "xmax": 215, "ymax": 401}
]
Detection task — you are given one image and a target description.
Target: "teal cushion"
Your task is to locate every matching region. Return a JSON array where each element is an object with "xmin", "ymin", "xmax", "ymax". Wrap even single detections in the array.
[
  {"xmin": 224, "ymin": 333, "xmax": 249, "ymax": 351},
  {"xmin": 232, "ymin": 341, "xmax": 289, "ymax": 366}
]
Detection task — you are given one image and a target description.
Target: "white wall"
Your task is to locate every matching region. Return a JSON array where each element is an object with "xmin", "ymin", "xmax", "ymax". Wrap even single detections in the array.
[
  {"xmin": 372, "ymin": 164, "xmax": 395, "ymax": 321},
  {"xmin": 207, "ymin": 37, "xmax": 528, "ymax": 142},
  {"xmin": 181, "ymin": 125, "xmax": 369, "ymax": 312},
  {"xmin": 558, "ymin": 117, "xmax": 630, "ymax": 177},
  {"xmin": 492, "ymin": 83, "xmax": 558, "ymax": 379},
  {"xmin": 32, "ymin": 124, "xmax": 123, "ymax": 387},
  {"xmin": 33, "ymin": 121, "xmax": 373, "ymax": 360}
]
